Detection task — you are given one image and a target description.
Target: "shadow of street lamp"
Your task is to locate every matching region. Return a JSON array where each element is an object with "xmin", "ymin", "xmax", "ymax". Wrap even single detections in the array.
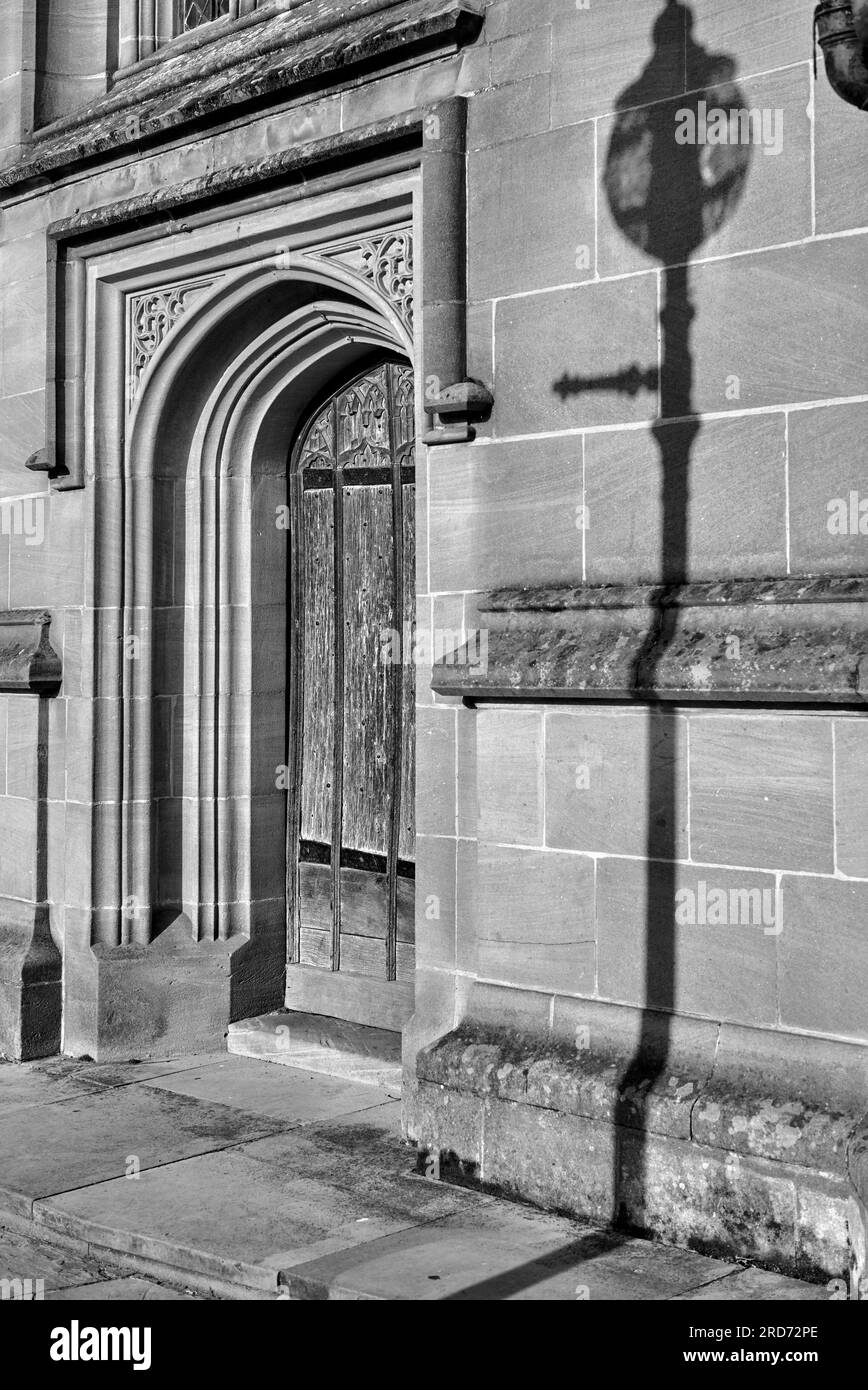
[{"xmin": 555, "ymin": 0, "xmax": 753, "ymax": 1234}]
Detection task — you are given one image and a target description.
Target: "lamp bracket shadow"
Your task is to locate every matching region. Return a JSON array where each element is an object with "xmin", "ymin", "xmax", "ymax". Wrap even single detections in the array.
[{"xmin": 553, "ymin": 364, "xmax": 660, "ymax": 402}]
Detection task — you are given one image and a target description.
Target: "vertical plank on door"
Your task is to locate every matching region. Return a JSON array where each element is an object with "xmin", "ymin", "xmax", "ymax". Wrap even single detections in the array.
[
  {"xmin": 399, "ymin": 482, "xmax": 416, "ymax": 868},
  {"xmin": 300, "ymin": 488, "xmax": 335, "ymax": 846},
  {"xmin": 341, "ymin": 485, "xmax": 394, "ymax": 857}
]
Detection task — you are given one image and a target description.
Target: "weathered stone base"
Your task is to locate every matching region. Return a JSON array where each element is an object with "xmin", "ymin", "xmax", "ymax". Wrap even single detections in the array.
[
  {"xmin": 0, "ymin": 901, "xmax": 62, "ymax": 1061},
  {"xmin": 408, "ymin": 996, "xmax": 868, "ymax": 1287},
  {"xmin": 62, "ymin": 917, "xmax": 284, "ymax": 1062}
]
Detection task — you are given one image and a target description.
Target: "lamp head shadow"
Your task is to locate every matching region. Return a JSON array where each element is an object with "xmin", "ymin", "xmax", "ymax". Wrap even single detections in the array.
[
  {"xmin": 604, "ymin": 0, "xmax": 751, "ymax": 266},
  {"xmin": 553, "ymin": 4, "xmax": 751, "ymax": 411}
]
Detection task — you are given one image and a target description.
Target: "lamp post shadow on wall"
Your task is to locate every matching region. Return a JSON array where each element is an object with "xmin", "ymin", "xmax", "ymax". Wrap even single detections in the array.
[{"xmin": 554, "ymin": 0, "xmax": 751, "ymax": 1232}]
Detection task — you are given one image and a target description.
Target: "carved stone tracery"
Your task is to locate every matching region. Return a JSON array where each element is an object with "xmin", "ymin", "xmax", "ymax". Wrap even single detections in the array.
[
  {"xmin": 127, "ymin": 279, "xmax": 214, "ymax": 406},
  {"xmin": 360, "ymin": 230, "xmax": 414, "ymax": 330},
  {"xmin": 125, "ymin": 230, "xmax": 415, "ymax": 414},
  {"xmin": 298, "ymin": 362, "xmax": 415, "ymax": 472},
  {"xmin": 315, "ymin": 227, "xmax": 414, "ymax": 332}
]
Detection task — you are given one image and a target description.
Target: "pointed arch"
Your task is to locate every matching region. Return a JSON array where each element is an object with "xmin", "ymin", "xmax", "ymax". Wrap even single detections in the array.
[{"xmin": 91, "ymin": 257, "xmax": 415, "ymax": 1012}]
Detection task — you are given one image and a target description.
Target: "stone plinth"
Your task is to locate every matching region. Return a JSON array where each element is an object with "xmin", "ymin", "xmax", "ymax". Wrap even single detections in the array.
[
  {"xmin": 0, "ymin": 610, "xmax": 62, "ymax": 694},
  {"xmin": 0, "ymin": 611, "xmax": 62, "ymax": 1059},
  {"xmin": 409, "ymin": 994, "xmax": 868, "ymax": 1286},
  {"xmin": 432, "ymin": 578, "xmax": 868, "ymax": 705}
]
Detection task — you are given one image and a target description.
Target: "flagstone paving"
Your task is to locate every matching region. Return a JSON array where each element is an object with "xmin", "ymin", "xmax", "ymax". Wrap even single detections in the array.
[
  {"xmin": 0, "ymin": 1226, "xmax": 201, "ymax": 1300},
  {"xmin": 0, "ymin": 1053, "xmax": 831, "ymax": 1301}
]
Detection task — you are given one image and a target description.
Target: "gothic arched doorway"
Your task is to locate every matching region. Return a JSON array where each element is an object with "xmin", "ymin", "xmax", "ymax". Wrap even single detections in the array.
[{"xmin": 286, "ymin": 354, "xmax": 416, "ymax": 1029}]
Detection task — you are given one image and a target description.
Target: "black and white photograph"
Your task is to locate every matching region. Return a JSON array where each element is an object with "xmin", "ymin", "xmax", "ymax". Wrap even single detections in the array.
[{"xmin": 0, "ymin": 0, "xmax": 865, "ymax": 1357}]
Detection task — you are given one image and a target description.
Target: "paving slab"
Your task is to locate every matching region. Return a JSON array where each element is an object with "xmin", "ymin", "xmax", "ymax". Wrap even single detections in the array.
[
  {"xmin": 0, "ymin": 1225, "xmax": 104, "ymax": 1292},
  {"xmin": 0, "ymin": 1224, "xmax": 201, "ymax": 1301},
  {"xmin": 34, "ymin": 1104, "xmax": 472, "ymax": 1293},
  {"xmin": 0, "ymin": 1060, "xmax": 107, "ymax": 1113},
  {"xmin": 140, "ymin": 1056, "xmax": 399, "ymax": 1124},
  {"xmin": 280, "ymin": 1197, "xmax": 742, "ymax": 1301},
  {"xmin": 68, "ymin": 1055, "xmax": 234, "ymax": 1089},
  {"xmin": 0, "ymin": 1082, "xmax": 292, "ymax": 1215},
  {"xmin": 672, "ymin": 1267, "xmax": 831, "ymax": 1301},
  {"xmin": 0, "ymin": 1053, "xmax": 836, "ymax": 1301},
  {"xmin": 46, "ymin": 1278, "xmax": 201, "ymax": 1301},
  {"xmin": 0, "ymin": 1054, "xmax": 231, "ymax": 1114}
]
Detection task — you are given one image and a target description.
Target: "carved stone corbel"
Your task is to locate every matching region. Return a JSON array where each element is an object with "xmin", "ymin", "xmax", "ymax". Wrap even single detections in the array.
[
  {"xmin": 0, "ymin": 610, "xmax": 62, "ymax": 694},
  {"xmin": 423, "ymin": 378, "xmax": 493, "ymax": 444}
]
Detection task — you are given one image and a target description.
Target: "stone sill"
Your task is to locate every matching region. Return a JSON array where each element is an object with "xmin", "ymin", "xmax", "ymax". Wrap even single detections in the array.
[
  {"xmin": 0, "ymin": 610, "xmax": 62, "ymax": 694},
  {"xmin": 417, "ymin": 1020, "xmax": 867, "ymax": 1181},
  {"xmin": 0, "ymin": 0, "xmax": 483, "ymax": 193},
  {"xmin": 432, "ymin": 577, "xmax": 868, "ymax": 706}
]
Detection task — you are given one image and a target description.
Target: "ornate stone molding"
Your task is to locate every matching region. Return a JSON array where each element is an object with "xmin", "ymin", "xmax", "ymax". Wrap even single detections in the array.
[
  {"xmin": 0, "ymin": 610, "xmax": 62, "ymax": 694},
  {"xmin": 46, "ymin": 100, "xmax": 480, "ymax": 487},
  {"xmin": 127, "ymin": 278, "xmax": 215, "ymax": 406},
  {"xmin": 432, "ymin": 577, "xmax": 868, "ymax": 705},
  {"xmin": 0, "ymin": 2, "xmax": 485, "ymax": 193},
  {"xmin": 314, "ymin": 228, "xmax": 414, "ymax": 333},
  {"xmin": 124, "ymin": 230, "xmax": 416, "ymax": 413}
]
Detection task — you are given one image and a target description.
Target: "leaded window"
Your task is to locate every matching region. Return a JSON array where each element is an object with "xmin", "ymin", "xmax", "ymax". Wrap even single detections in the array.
[
  {"xmin": 177, "ymin": 0, "xmax": 231, "ymax": 31},
  {"xmin": 119, "ymin": 0, "xmax": 266, "ymax": 68}
]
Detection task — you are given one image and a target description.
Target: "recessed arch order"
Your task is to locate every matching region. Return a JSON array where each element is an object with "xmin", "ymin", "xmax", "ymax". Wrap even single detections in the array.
[{"xmin": 98, "ymin": 256, "xmax": 415, "ymax": 991}]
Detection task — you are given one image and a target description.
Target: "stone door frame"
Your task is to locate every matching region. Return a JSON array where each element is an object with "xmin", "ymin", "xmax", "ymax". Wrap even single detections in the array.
[
  {"xmin": 52, "ymin": 166, "xmax": 425, "ymax": 1055},
  {"xmin": 32, "ymin": 99, "xmax": 473, "ymax": 1059}
]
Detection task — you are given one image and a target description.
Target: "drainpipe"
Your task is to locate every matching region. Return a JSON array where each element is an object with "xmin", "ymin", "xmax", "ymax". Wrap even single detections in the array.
[{"xmin": 815, "ymin": 1, "xmax": 868, "ymax": 110}]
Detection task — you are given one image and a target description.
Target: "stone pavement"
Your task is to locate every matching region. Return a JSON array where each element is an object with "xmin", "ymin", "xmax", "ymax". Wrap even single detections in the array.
[
  {"xmin": 0, "ymin": 1052, "xmax": 830, "ymax": 1302},
  {"xmin": 0, "ymin": 1227, "xmax": 199, "ymax": 1300}
]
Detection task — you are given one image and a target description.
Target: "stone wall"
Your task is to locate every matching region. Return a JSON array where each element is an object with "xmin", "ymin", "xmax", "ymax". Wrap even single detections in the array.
[
  {"xmin": 0, "ymin": 0, "xmax": 865, "ymax": 1273},
  {"xmin": 0, "ymin": 0, "xmax": 487, "ymax": 1060},
  {"xmin": 409, "ymin": 0, "xmax": 868, "ymax": 1275},
  {"xmin": 413, "ymin": 0, "xmax": 868, "ymax": 1061}
]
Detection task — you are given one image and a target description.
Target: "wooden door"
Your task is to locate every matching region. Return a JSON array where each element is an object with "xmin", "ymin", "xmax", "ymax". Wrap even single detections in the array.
[{"xmin": 285, "ymin": 358, "xmax": 416, "ymax": 1031}]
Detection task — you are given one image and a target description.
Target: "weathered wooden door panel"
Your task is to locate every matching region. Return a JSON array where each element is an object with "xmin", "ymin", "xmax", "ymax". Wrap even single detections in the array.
[
  {"xmin": 399, "ymin": 484, "xmax": 416, "ymax": 861},
  {"xmin": 286, "ymin": 359, "xmax": 416, "ymax": 1028},
  {"xmin": 341, "ymin": 484, "xmax": 394, "ymax": 858},
  {"xmin": 299, "ymin": 490, "xmax": 335, "ymax": 847}
]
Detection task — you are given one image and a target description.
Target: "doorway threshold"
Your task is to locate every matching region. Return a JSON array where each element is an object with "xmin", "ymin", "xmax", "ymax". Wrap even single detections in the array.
[{"xmin": 228, "ymin": 1011, "xmax": 403, "ymax": 1092}]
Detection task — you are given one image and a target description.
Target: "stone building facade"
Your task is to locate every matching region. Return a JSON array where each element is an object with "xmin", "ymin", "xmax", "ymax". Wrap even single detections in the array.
[{"xmin": 1, "ymin": 0, "xmax": 867, "ymax": 1287}]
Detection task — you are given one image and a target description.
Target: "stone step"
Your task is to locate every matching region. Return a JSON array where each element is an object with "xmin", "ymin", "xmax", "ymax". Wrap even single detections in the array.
[{"xmin": 227, "ymin": 1011, "xmax": 403, "ymax": 1091}]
